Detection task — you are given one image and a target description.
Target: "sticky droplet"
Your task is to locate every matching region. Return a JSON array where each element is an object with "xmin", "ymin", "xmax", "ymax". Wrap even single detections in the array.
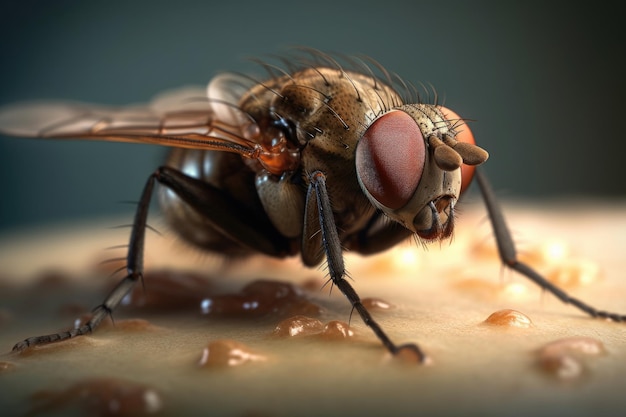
[
  {"xmin": 361, "ymin": 298, "xmax": 394, "ymax": 310},
  {"xmin": 116, "ymin": 272, "xmax": 324, "ymax": 318},
  {"xmin": 122, "ymin": 269, "xmax": 214, "ymax": 311},
  {"xmin": 536, "ymin": 336, "xmax": 605, "ymax": 381},
  {"xmin": 27, "ymin": 378, "xmax": 163, "ymax": 416},
  {"xmin": 198, "ymin": 339, "xmax": 266, "ymax": 368},
  {"xmin": 484, "ymin": 309, "xmax": 533, "ymax": 328},
  {"xmin": 273, "ymin": 317, "xmax": 357, "ymax": 342},
  {"xmin": 538, "ymin": 353, "xmax": 584, "ymax": 381},
  {"xmin": 199, "ymin": 279, "xmax": 322, "ymax": 318},
  {"xmin": 321, "ymin": 321, "xmax": 354, "ymax": 340},
  {"xmin": 273, "ymin": 315, "xmax": 324, "ymax": 337}
]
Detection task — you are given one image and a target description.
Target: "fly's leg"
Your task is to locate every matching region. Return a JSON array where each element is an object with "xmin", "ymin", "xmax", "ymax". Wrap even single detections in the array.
[
  {"xmin": 13, "ymin": 166, "xmax": 291, "ymax": 351},
  {"xmin": 475, "ymin": 168, "xmax": 626, "ymax": 321},
  {"xmin": 13, "ymin": 171, "xmax": 156, "ymax": 351},
  {"xmin": 306, "ymin": 171, "xmax": 427, "ymax": 362}
]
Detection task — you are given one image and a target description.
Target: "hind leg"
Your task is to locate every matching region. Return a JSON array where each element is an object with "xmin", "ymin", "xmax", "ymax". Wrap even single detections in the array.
[{"xmin": 13, "ymin": 163, "xmax": 290, "ymax": 351}]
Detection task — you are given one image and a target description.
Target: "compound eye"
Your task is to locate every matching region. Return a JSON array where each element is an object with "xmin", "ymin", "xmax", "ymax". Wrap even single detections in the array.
[
  {"xmin": 440, "ymin": 107, "xmax": 477, "ymax": 194},
  {"xmin": 356, "ymin": 110, "xmax": 426, "ymax": 210}
]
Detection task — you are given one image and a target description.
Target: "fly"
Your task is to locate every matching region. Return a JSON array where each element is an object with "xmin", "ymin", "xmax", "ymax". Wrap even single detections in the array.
[{"xmin": 0, "ymin": 48, "xmax": 623, "ymax": 363}]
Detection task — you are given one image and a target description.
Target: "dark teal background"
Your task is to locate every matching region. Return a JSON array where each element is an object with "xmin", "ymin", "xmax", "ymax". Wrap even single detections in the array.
[{"xmin": 1, "ymin": 0, "xmax": 624, "ymax": 231}]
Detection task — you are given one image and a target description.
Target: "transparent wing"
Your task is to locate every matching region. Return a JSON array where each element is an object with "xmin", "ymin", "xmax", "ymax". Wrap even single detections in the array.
[{"xmin": 0, "ymin": 78, "xmax": 260, "ymax": 156}]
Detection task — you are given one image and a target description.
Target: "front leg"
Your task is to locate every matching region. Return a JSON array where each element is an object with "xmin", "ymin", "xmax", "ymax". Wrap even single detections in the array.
[
  {"xmin": 475, "ymin": 168, "xmax": 626, "ymax": 321},
  {"xmin": 303, "ymin": 170, "xmax": 426, "ymax": 362}
]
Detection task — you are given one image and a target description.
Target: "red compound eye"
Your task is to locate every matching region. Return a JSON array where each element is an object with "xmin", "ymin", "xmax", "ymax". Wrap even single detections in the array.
[
  {"xmin": 356, "ymin": 110, "xmax": 425, "ymax": 210},
  {"xmin": 439, "ymin": 106, "xmax": 476, "ymax": 194}
]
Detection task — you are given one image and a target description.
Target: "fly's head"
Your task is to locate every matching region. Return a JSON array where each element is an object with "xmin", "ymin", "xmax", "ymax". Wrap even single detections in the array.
[{"xmin": 355, "ymin": 104, "xmax": 488, "ymax": 241}]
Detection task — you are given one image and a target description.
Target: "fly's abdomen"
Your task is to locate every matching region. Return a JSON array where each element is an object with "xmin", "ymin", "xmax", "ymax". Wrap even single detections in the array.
[{"xmin": 159, "ymin": 148, "xmax": 265, "ymax": 255}]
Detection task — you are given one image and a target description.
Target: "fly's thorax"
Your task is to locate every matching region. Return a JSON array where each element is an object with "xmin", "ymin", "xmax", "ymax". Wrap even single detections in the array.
[
  {"xmin": 238, "ymin": 67, "xmax": 404, "ymax": 219},
  {"xmin": 239, "ymin": 67, "xmax": 403, "ymax": 158}
]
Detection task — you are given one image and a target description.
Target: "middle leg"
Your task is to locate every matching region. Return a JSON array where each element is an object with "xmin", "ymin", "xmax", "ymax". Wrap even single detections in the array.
[{"xmin": 303, "ymin": 170, "xmax": 427, "ymax": 362}]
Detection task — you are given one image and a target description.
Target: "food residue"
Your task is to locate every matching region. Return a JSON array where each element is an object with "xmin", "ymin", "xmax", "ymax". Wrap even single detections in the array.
[{"xmin": 197, "ymin": 339, "xmax": 266, "ymax": 368}]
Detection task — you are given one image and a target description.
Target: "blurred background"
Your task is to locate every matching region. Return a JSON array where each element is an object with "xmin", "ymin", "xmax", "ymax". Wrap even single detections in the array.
[{"xmin": 0, "ymin": 0, "xmax": 624, "ymax": 232}]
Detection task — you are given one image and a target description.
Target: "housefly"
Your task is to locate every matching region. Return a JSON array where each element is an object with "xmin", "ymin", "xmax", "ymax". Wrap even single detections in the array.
[{"xmin": 0, "ymin": 48, "xmax": 623, "ymax": 363}]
